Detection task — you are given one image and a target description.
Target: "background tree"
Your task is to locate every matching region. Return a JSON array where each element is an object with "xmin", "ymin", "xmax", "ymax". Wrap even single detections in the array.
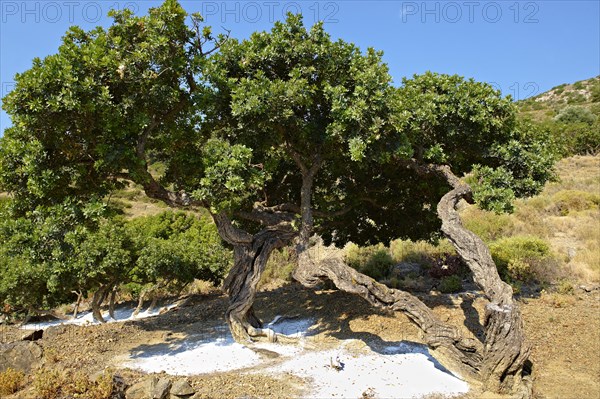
[
  {"xmin": 0, "ymin": 3, "xmax": 557, "ymax": 396},
  {"xmin": 127, "ymin": 211, "xmax": 232, "ymax": 316}
]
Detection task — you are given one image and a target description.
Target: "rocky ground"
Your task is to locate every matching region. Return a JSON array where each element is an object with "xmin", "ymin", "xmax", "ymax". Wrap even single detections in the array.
[{"xmin": 1, "ymin": 282, "xmax": 599, "ymax": 399}]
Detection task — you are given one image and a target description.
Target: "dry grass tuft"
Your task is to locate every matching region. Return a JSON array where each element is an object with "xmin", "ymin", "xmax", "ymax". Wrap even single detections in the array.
[
  {"xmin": 33, "ymin": 368, "xmax": 114, "ymax": 399},
  {"xmin": 0, "ymin": 368, "xmax": 26, "ymax": 396}
]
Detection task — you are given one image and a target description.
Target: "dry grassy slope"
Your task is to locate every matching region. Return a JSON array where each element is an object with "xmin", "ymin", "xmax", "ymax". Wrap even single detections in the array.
[
  {"xmin": 462, "ymin": 155, "xmax": 600, "ymax": 283},
  {"xmin": 517, "ymin": 75, "xmax": 600, "ymax": 122}
]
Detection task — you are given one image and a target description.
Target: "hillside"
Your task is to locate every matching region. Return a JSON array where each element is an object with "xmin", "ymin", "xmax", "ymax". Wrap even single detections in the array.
[{"xmin": 517, "ymin": 75, "xmax": 600, "ymax": 122}]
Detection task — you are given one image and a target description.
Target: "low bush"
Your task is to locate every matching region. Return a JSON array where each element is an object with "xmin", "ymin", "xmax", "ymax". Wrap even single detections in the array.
[
  {"xmin": 462, "ymin": 206, "xmax": 515, "ymax": 242},
  {"xmin": 346, "ymin": 243, "xmax": 394, "ymax": 281},
  {"xmin": 260, "ymin": 247, "xmax": 297, "ymax": 288},
  {"xmin": 33, "ymin": 369, "xmax": 113, "ymax": 399},
  {"xmin": 439, "ymin": 275, "xmax": 462, "ymax": 293},
  {"xmin": 556, "ymin": 279, "xmax": 574, "ymax": 295},
  {"xmin": 551, "ymin": 190, "xmax": 600, "ymax": 215},
  {"xmin": 490, "ymin": 235, "xmax": 557, "ymax": 283},
  {"xmin": 389, "ymin": 239, "xmax": 455, "ymax": 268}
]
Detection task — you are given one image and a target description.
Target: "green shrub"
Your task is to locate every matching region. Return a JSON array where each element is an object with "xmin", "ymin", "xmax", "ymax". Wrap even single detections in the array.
[
  {"xmin": 439, "ymin": 275, "xmax": 462, "ymax": 293},
  {"xmin": 345, "ymin": 243, "xmax": 394, "ymax": 280},
  {"xmin": 260, "ymin": 247, "xmax": 296, "ymax": 287},
  {"xmin": 362, "ymin": 250, "xmax": 395, "ymax": 281},
  {"xmin": 554, "ymin": 105, "xmax": 597, "ymax": 125},
  {"xmin": 591, "ymin": 82, "xmax": 600, "ymax": 103},
  {"xmin": 130, "ymin": 211, "xmax": 232, "ymax": 286},
  {"xmin": 33, "ymin": 369, "xmax": 113, "ymax": 399},
  {"xmin": 556, "ymin": 279, "xmax": 574, "ymax": 295},
  {"xmin": 490, "ymin": 236, "xmax": 556, "ymax": 282}
]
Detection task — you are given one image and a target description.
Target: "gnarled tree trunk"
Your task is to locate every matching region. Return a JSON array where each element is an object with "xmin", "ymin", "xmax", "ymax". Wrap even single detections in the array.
[
  {"xmin": 436, "ymin": 173, "xmax": 532, "ymax": 396},
  {"xmin": 108, "ymin": 286, "xmax": 118, "ymax": 320},
  {"xmin": 291, "ymin": 161, "xmax": 532, "ymax": 397},
  {"xmin": 214, "ymin": 213, "xmax": 297, "ymax": 343},
  {"xmin": 71, "ymin": 290, "xmax": 84, "ymax": 319},
  {"xmin": 293, "ymin": 245, "xmax": 483, "ymax": 381},
  {"xmin": 91, "ymin": 285, "xmax": 109, "ymax": 323}
]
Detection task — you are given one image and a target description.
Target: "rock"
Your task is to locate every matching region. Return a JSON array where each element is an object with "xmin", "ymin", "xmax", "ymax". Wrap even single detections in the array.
[
  {"xmin": 0, "ymin": 341, "xmax": 43, "ymax": 373},
  {"xmin": 126, "ymin": 377, "xmax": 158, "ymax": 399},
  {"xmin": 21, "ymin": 329, "xmax": 43, "ymax": 341},
  {"xmin": 579, "ymin": 284, "xmax": 600, "ymax": 293},
  {"xmin": 391, "ymin": 262, "xmax": 422, "ymax": 278},
  {"xmin": 44, "ymin": 324, "xmax": 69, "ymax": 340},
  {"xmin": 170, "ymin": 379, "xmax": 195, "ymax": 396},
  {"xmin": 153, "ymin": 377, "xmax": 172, "ymax": 399}
]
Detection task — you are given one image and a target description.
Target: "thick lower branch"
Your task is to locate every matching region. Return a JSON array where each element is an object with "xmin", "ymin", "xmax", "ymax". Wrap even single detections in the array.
[{"xmin": 293, "ymin": 242, "xmax": 482, "ymax": 381}]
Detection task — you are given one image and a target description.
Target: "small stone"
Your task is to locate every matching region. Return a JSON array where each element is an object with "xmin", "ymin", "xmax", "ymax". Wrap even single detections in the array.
[
  {"xmin": 153, "ymin": 377, "xmax": 172, "ymax": 399},
  {"xmin": 126, "ymin": 377, "xmax": 158, "ymax": 399},
  {"xmin": 579, "ymin": 284, "xmax": 600, "ymax": 292},
  {"xmin": 44, "ymin": 324, "xmax": 68, "ymax": 340},
  {"xmin": 170, "ymin": 379, "xmax": 195, "ymax": 396}
]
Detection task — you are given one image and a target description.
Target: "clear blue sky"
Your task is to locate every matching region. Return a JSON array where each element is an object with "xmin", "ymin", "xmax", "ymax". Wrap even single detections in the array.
[{"xmin": 1, "ymin": 0, "xmax": 599, "ymax": 134}]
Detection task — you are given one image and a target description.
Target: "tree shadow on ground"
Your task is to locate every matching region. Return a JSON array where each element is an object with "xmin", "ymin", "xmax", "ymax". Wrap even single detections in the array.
[{"xmin": 123, "ymin": 282, "xmax": 481, "ymax": 381}]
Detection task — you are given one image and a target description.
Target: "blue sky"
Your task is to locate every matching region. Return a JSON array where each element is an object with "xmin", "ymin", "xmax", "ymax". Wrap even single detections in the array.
[{"xmin": 1, "ymin": 0, "xmax": 599, "ymax": 134}]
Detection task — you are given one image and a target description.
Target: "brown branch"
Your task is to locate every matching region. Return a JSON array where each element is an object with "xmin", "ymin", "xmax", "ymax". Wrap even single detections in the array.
[
  {"xmin": 236, "ymin": 209, "xmax": 295, "ymax": 228},
  {"xmin": 139, "ymin": 171, "xmax": 199, "ymax": 208},
  {"xmin": 213, "ymin": 212, "xmax": 253, "ymax": 245},
  {"xmin": 256, "ymin": 202, "xmax": 353, "ymax": 219}
]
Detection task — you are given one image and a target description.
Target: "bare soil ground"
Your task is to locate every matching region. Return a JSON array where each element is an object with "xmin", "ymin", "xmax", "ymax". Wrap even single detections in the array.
[{"xmin": 2, "ymin": 283, "xmax": 599, "ymax": 398}]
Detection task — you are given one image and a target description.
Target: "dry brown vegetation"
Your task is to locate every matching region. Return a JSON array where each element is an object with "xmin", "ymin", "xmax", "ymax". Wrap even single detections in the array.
[
  {"xmin": 0, "ymin": 368, "xmax": 26, "ymax": 396},
  {"xmin": 462, "ymin": 155, "xmax": 600, "ymax": 284}
]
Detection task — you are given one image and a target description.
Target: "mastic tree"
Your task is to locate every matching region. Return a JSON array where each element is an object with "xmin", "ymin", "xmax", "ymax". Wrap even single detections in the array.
[{"xmin": 0, "ymin": 2, "xmax": 556, "ymax": 396}]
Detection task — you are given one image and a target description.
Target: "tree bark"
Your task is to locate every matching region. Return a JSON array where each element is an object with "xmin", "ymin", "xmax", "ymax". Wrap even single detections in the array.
[
  {"xmin": 133, "ymin": 286, "xmax": 149, "ymax": 318},
  {"xmin": 91, "ymin": 286, "xmax": 107, "ymax": 323},
  {"xmin": 108, "ymin": 286, "xmax": 118, "ymax": 320},
  {"xmin": 72, "ymin": 290, "xmax": 83, "ymax": 319},
  {"xmin": 436, "ymin": 176, "xmax": 532, "ymax": 396},
  {"xmin": 214, "ymin": 213, "xmax": 297, "ymax": 343}
]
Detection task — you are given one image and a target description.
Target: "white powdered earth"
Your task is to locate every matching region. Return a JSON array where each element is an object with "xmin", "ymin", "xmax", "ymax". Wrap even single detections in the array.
[
  {"xmin": 21, "ymin": 303, "xmax": 177, "ymax": 330},
  {"xmin": 123, "ymin": 317, "xmax": 469, "ymax": 398}
]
